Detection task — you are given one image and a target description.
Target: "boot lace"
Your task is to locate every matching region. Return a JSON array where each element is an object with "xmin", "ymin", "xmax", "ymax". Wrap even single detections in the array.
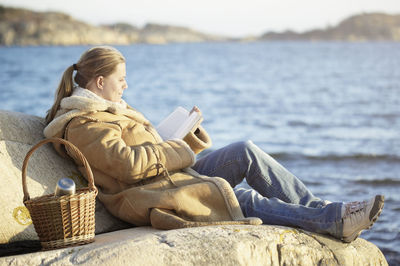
[{"xmin": 343, "ymin": 200, "xmax": 367, "ymax": 218}]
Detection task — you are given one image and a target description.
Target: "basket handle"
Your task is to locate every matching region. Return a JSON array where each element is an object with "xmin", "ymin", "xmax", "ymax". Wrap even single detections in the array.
[{"xmin": 22, "ymin": 137, "xmax": 96, "ymax": 202}]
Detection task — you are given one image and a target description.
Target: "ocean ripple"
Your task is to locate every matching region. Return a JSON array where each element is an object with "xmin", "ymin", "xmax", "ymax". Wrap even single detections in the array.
[{"xmin": 354, "ymin": 178, "xmax": 400, "ymax": 186}]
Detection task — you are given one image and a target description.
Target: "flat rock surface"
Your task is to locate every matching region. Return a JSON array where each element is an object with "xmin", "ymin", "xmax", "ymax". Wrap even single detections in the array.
[{"xmin": 1, "ymin": 225, "xmax": 388, "ymax": 266}]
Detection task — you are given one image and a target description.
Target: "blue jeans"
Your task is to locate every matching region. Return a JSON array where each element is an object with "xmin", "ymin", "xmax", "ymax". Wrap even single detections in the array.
[{"xmin": 192, "ymin": 140, "xmax": 343, "ymax": 239}]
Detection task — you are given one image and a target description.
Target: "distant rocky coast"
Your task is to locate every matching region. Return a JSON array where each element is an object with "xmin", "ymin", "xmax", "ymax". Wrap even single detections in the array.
[
  {"xmin": 0, "ymin": 6, "xmax": 227, "ymax": 46},
  {"xmin": 260, "ymin": 13, "xmax": 400, "ymax": 42},
  {"xmin": 1, "ymin": 5, "xmax": 400, "ymax": 46}
]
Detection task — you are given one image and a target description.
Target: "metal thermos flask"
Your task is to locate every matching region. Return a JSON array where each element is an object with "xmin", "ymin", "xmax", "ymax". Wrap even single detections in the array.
[{"xmin": 54, "ymin": 178, "xmax": 76, "ymax": 196}]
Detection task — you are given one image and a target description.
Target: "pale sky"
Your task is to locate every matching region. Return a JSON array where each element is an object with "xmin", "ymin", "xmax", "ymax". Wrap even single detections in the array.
[{"xmin": 1, "ymin": 0, "xmax": 400, "ymax": 37}]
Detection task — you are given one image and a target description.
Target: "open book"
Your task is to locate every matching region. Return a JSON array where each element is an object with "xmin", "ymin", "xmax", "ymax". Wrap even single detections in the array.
[{"xmin": 156, "ymin": 106, "xmax": 203, "ymax": 140}]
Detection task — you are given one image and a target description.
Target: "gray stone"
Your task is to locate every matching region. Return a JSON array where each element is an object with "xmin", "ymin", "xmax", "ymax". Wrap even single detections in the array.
[
  {"xmin": 0, "ymin": 225, "xmax": 388, "ymax": 265},
  {"xmin": 0, "ymin": 109, "xmax": 388, "ymax": 265},
  {"xmin": 0, "ymin": 110, "xmax": 129, "ymax": 244}
]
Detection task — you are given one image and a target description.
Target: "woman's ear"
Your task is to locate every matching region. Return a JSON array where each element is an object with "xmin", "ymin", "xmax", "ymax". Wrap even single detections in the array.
[{"xmin": 96, "ymin": 76, "xmax": 104, "ymax": 90}]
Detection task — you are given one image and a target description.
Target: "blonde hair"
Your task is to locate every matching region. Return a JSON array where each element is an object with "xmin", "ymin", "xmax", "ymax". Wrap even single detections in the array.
[{"xmin": 45, "ymin": 46, "xmax": 126, "ymax": 124}]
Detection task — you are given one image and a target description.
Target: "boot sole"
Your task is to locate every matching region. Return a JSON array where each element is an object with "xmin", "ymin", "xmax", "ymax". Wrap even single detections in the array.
[{"xmin": 342, "ymin": 195, "xmax": 385, "ymax": 243}]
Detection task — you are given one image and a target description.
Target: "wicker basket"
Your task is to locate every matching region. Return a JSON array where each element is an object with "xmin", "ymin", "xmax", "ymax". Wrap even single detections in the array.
[{"xmin": 22, "ymin": 137, "xmax": 98, "ymax": 250}]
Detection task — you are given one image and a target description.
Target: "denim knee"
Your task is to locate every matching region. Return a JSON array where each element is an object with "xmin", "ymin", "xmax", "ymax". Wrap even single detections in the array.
[
  {"xmin": 240, "ymin": 140, "xmax": 266, "ymax": 160},
  {"xmin": 232, "ymin": 140, "xmax": 257, "ymax": 155}
]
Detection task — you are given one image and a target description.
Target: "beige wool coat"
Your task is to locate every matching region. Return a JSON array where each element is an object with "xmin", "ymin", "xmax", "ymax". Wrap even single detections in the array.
[{"xmin": 44, "ymin": 93, "xmax": 262, "ymax": 229}]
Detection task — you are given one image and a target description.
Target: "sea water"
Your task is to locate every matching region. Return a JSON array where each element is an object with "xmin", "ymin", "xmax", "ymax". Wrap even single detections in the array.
[{"xmin": 0, "ymin": 42, "xmax": 399, "ymax": 264}]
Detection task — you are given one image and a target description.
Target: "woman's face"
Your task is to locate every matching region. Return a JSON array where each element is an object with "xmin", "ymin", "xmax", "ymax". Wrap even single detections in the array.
[{"xmin": 101, "ymin": 62, "xmax": 127, "ymax": 102}]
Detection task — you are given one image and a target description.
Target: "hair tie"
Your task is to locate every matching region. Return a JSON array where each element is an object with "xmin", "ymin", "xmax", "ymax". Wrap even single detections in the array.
[{"xmin": 73, "ymin": 64, "xmax": 78, "ymax": 71}]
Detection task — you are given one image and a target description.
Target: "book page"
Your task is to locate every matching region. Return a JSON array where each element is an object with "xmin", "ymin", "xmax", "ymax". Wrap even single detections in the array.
[
  {"xmin": 174, "ymin": 110, "xmax": 203, "ymax": 139},
  {"xmin": 156, "ymin": 106, "xmax": 202, "ymax": 140}
]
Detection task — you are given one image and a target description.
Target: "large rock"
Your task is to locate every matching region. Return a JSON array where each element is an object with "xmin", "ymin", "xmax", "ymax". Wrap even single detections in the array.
[
  {"xmin": 0, "ymin": 110, "xmax": 388, "ymax": 265},
  {"xmin": 0, "ymin": 225, "xmax": 388, "ymax": 265},
  {"xmin": 0, "ymin": 110, "xmax": 129, "ymax": 246}
]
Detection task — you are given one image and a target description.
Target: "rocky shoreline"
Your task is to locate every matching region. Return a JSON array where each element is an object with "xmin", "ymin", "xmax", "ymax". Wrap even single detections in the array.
[
  {"xmin": 260, "ymin": 13, "xmax": 400, "ymax": 42},
  {"xmin": 0, "ymin": 6, "xmax": 228, "ymax": 46},
  {"xmin": 1, "ymin": 5, "xmax": 400, "ymax": 46}
]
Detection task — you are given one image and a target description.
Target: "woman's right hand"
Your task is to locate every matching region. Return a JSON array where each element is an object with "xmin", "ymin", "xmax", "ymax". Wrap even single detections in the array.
[{"xmin": 190, "ymin": 106, "xmax": 202, "ymax": 117}]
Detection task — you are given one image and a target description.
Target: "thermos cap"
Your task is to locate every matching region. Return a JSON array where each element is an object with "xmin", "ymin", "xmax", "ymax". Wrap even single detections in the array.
[
  {"xmin": 57, "ymin": 178, "xmax": 76, "ymax": 190},
  {"xmin": 55, "ymin": 178, "xmax": 76, "ymax": 196}
]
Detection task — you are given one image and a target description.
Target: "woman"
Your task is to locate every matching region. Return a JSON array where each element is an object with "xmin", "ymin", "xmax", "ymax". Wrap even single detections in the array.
[{"xmin": 44, "ymin": 46, "xmax": 384, "ymax": 243}]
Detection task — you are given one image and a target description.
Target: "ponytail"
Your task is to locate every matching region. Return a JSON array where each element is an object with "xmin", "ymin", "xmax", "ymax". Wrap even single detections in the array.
[{"xmin": 45, "ymin": 65, "xmax": 75, "ymax": 124}]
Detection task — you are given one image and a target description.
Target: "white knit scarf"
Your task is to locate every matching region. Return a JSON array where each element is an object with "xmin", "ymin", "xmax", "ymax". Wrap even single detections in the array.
[{"xmin": 72, "ymin": 86, "xmax": 128, "ymax": 109}]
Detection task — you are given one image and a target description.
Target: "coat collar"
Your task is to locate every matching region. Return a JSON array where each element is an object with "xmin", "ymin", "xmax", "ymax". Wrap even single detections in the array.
[
  {"xmin": 72, "ymin": 87, "xmax": 128, "ymax": 109},
  {"xmin": 44, "ymin": 92, "xmax": 150, "ymax": 138}
]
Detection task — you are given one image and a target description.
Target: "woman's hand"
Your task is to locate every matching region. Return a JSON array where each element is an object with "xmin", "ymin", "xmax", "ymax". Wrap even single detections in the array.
[
  {"xmin": 190, "ymin": 106, "xmax": 202, "ymax": 117},
  {"xmin": 189, "ymin": 106, "xmax": 202, "ymax": 134}
]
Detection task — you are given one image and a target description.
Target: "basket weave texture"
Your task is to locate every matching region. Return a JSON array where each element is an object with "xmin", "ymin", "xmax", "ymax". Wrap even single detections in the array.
[{"xmin": 22, "ymin": 137, "xmax": 98, "ymax": 250}]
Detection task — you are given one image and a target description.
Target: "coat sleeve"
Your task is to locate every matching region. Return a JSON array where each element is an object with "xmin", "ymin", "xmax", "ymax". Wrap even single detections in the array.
[
  {"xmin": 183, "ymin": 125, "xmax": 212, "ymax": 154},
  {"xmin": 64, "ymin": 117, "xmax": 196, "ymax": 183}
]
